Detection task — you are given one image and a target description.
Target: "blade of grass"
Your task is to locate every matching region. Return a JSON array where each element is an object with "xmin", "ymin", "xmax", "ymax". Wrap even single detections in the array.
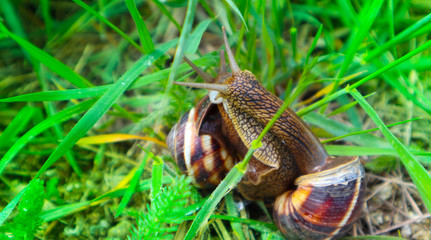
[
  {"xmin": 33, "ymin": 41, "xmax": 175, "ymax": 179},
  {"xmin": 185, "ymin": 19, "xmax": 213, "ymax": 54},
  {"xmin": 304, "ymin": 24, "xmax": 323, "ymax": 69},
  {"xmin": 40, "ymin": 177, "xmax": 172, "ymax": 222},
  {"xmin": 0, "ymin": 186, "xmax": 27, "ymax": 225},
  {"xmin": 348, "ymin": 87, "xmax": 431, "ymax": 212},
  {"xmin": 184, "ymin": 164, "xmax": 247, "ymax": 240},
  {"xmin": 156, "ymin": 0, "xmax": 197, "ymax": 130},
  {"xmin": 337, "ymin": 0, "xmax": 383, "ymax": 78},
  {"xmin": 225, "ymin": 0, "xmax": 248, "ymax": 30},
  {"xmin": 365, "ymin": 13, "xmax": 431, "ymax": 62},
  {"xmin": 152, "ymin": 0, "xmax": 181, "ymax": 30},
  {"xmin": 321, "ymin": 117, "xmax": 421, "ymax": 144},
  {"xmin": 0, "ymin": 86, "xmax": 111, "ymax": 102},
  {"xmin": 297, "ymin": 39, "xmax": 431, "ymax": 117},
  {"xmin": 0, "ymin": 106, "xmax": 38, "ymax": 149},
  {"xmin": 115, "ymin": 152, "xmax": 149, "ymax": 217},
  {"xmin": 73, "ymin": 0, "xmax": 146, "ymax": 54},
  {"xmin": 0, "ymin": 54, "xmax": 209, "ymax": 103},
  {"xmin": 77, "ymin": 134, "xmax": 167, "ymax": 147},
  {"xmin": 325, "ymin": 145, "xmax": 431, "ymax": 157},
  {"xmin": 0, "ymin": 22, "xmax": 92, "ymax": 88},
  {"xmin": 124, "ymin": 0, "xmax": 154, "ymax": 53},
  {"xmin": 326, "ymin": 93, "xmax": 375, "ymax": 117},
  {"xmin": 145, "ymin": 149, "xmax": 164, "ymax": 202},
  {"xmin": 0, "ymin": 99, "xmax": 96, "ymax": 177},
  {"xmin": 40, "ymin": 0, "xmax": 53, "ymax": 37},
  {"xmin": 225, "ymin": 193, "xmax": 247, "ymax": 240}
]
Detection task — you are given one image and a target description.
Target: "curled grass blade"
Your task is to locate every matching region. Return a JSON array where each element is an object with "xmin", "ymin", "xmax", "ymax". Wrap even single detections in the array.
[{"xmin": 348, "ymin": 88, "xmax": 431, "ymax": 212}]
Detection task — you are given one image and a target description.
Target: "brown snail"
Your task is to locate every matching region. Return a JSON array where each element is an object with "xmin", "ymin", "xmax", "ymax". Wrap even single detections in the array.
[{"xmin": 167, "ymin": 27, "xmax": 366, "ymax": 240}]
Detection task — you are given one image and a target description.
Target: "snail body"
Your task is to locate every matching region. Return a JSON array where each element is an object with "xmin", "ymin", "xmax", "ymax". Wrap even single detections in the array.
[{"xmin": 167, "ymin": 27, "xmax": 365, "ymax": 239}]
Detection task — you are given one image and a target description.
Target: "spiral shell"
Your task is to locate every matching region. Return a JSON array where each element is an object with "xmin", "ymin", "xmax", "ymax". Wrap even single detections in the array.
[
  {"xmin": 167, "ymin": 107, "xmax": 237, "ymax": 188},
  {"xmin": 273, "ymin": 156, "xmax": 365, "ymax": 240}
]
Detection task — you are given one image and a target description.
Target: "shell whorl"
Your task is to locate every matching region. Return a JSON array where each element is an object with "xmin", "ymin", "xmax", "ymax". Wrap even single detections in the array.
[
  {"xmin": 167, "ymin": 107, "xmax": 236, "ymax": 188},
  {"xmin": 273, "ymin": 157, "xmax": 366, "ymax": 240}
]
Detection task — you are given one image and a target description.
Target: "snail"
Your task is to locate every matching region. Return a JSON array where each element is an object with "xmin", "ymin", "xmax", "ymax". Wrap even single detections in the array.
[{"xmin": 167, "ymin": 27, "xmax": 366, "ymax": 240}]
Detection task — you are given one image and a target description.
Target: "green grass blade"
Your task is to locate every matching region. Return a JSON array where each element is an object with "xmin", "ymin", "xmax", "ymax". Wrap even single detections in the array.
[
  {"xmin": 0, "ymin": 0, "xmax": 26, "ymax": 38},
  {"xmin": 124, "ymin": 0, "xmax": 154, "ymax": 53},
  {"xmin": 326, "ymin": 93, "xmax": 374, "ymax": 117},
  {"xmin": 0, "ymin": 22, "xmax": 92, "ymax": 88},
  {"xmin": 297, "ymin": 39, "xmax": 431, "ymax": 117},
  {"xmin": 348, "ymin": 88, "xmax": 431, "ymax": 212},
  {"xmin": 321, "ymin": 117, "xmax": 421, "ymax": 144},
  {"xmin": 0, "ymin": 86, "xmax": 110, "ymax": 102},
  {"xmin": 185, "ymin": 19, "xmax": 213, "ymax": 54},
  {"xmin": 304, "ymin": 24, "xmax": 323, "ymax": 68},
  {"xmin": 158, "ymin": 0, "xmax": 197, "ymax": 130},
  {"xmin": 40, "ymin": 178, "xmax": 172, "ymax": 222},
  {"xmin": 73, "ymin": 0, "xmax": 146, "ymax": 54},
  {"xmin": 184, "ymin": 165, "xmax": 246, "ymax": 240},
  {"xmin": 40, "ymin": 0, "xmax": 53, "ymax": 37},
  {"xmin": 225, "ymin": 193, "xmax": 247, "ymax": 240},
  {"xmin": 0, "ymin": 99, "xmax": 96, "ymax": 177},
  {"xmin": 0, "ymin": 54, "xmax": 205, "ymax": 103},
  {"xmin": 33, "ymin": 41, "xmax": 174, "ymax": 179},
  {"xmin": 150, "ymin": 154, "xmax": 164, "ymax": 202},
  {"xmin": 365, "ymin": 13, "xmax": 431, "ymax": 62},
  {"xmin": 303, "ymin": 112, "xmax": 389, "ymax": 147},
  {"xmin": 337, "ymin": 0, "xmax": 383, "ymax": 79},
  {"xmin": 0, "ymin": 186, "xmax": 27, "ymax": 225},
  {"xmin": 325, "ymin": 145, "xmax": 431, "ymax": 158},
  {"xmin": 0, "ymin": 106, "xmax": 38, "ymax": 149},
  {"xmin": 115, "ymin": 153, "xmax": 149, "ymax": 218},
  {"xmin": 152, "ymin": 0, "xmax": 181, "ymax": 30},
  {"xmin": 225, "ymin": 0, "xmax": 248, "ymax": 30}
]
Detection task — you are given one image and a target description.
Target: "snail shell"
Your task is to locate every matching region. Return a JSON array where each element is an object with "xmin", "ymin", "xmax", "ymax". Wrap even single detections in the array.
[
  {"xmin": 273, "ymin": 156, "xmax": 365, "ymax": 240},
  {"xmin": 167, "ymin": 106, "xmax": 237, "ymax": 189}
]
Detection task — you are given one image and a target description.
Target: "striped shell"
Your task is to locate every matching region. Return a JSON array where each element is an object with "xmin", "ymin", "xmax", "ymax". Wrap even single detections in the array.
[
  {"xmin": 273, "ymin": 156, "xmax": 365, "ymax": 240},
  {"xmin": 167, "ymin": 107, "xmax": 236, "ymax": 188}
]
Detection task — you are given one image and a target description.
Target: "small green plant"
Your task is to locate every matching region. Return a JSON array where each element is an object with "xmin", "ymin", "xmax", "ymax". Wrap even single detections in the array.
[
  {"xmin": 0, "ymin": 179, "xmax": 45, "ymax": 240},
  {"xmin": 127, "ymin": 175, "xmax": 197, "ymax": 240}
]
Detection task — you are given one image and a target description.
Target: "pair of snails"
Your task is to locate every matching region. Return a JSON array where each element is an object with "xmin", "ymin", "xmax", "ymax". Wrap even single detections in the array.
[{"xmin": 167, "ymin": 27, "xmax": 366, "ymax": 240}]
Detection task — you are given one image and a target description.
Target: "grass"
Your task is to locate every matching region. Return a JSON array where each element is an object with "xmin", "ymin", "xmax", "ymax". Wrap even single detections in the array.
[{"xmin": 0, "ymin": 0, "xmax": 431, "ymax": 239}]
